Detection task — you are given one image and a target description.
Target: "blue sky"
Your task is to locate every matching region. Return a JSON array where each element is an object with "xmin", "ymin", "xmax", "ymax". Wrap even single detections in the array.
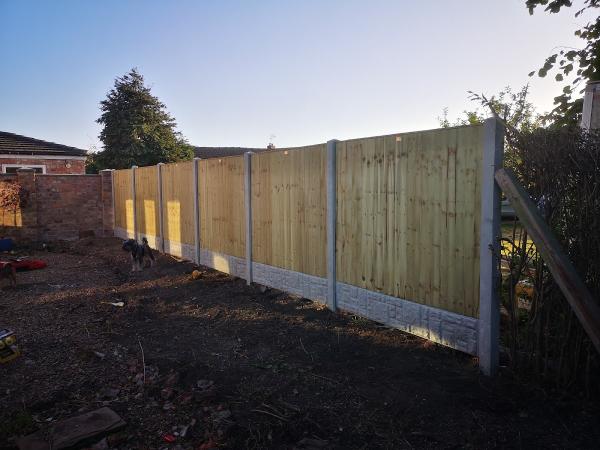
[{"xmin": 0, "ymin": 0, "xmax": 589, "ymax": 150}]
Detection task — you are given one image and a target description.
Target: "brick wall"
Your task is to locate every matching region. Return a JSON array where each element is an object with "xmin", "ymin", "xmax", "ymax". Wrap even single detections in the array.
[
  {"xmin": 0, "ymin": 169, "xmax": 114, "ymax": 242},
  {"xmin": 0, "ymin": 157, "xmax": 86, "ymax": 174}
]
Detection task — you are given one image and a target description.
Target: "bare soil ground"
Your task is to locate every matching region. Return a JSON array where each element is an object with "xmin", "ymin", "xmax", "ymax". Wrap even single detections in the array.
[{"xmin": 0, "ymin": 237, "xmax": 598, "ymax": 449}]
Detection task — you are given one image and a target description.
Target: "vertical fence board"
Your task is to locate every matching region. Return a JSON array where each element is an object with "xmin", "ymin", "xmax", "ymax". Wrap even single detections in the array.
[
  {"xmin": 161, "ymin": 162, "xmax": 195, "ymax": 245},
  {"xmin": 199, "ymin": 156, "xmax": 246, "ymax": 258},
  {"xmin": 134, "ymin": 165, "xmax": 159, "ymax": 244},
  {"xmin": 251, "ymin": 145, "xmax": 327, "ymax": 278},
  {"xmin": 336, "ymin": 125, "xmax": 484, "ymax": 318},
  {"xmin": 113, "ymin": 169, "xmax": 133, "ymax": 235}
]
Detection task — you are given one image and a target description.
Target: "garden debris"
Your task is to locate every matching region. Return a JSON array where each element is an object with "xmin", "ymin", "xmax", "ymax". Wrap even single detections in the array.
[
  {"xmin": 0, "ymin": 329, "xmax": 20, "ymax": 363},
  {"xmin": 161, "ymin": 387, "xmax": 174, "ymax": 399},
  {"xmin": 0, "ymin": 237, "xmax": 14, "ymax": 252},
  {"xmin": 134, "ymin": 365, "xmax": 159, "ymax": 386},
  {"xmin": 16, "ymin": 407, "xmax": 125, "ymax": 450},
  {"xmin": 191, "ymin": 269, "xmax": 203, "ymax": 280},
  {"xmin": 178, "ymin": 418, "xmax": 196, "ymax": 438},
  {"xmin": 105, "ymin": 301, "xmax": 124, "ymax": 307},
  {"xmin": 195, "ymin": 379, "xmax": 216, "ymax": 400},
  {"xmin": 2, "ymin": 257, "xmax": 47, "ymax": 271},
  {"xmin": 97, "ymin": 387, "xmax": 120, "ymax": 401},
  {"xmin": 164, "ymin": 370, "xmax": 180, "ymax": 387},
  {"xmin": 90, "ymin": 437, "xmax": 109, "ymax": 449},
  {"xmin": 198, "ymin": 438, "xmax": 218, "ymax": 450},
  {"xmin": 162, "ymin": 433, "xmax": 176, "ymax": 443},
  {"xmin": 296, "ymin": 437, "xmax": 329, "ymax": 449}
]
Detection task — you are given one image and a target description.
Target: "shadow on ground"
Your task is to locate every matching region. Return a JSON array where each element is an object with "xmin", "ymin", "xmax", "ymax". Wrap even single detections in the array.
[{"xmin": 0, "ymin": 237, "xmax": 598, "ymax": 449}]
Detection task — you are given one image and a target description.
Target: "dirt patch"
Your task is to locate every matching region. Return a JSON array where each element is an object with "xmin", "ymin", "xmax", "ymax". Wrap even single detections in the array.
[{"xmin": 0, "ymin": 237, "xmax": 598, "ymax": 449}]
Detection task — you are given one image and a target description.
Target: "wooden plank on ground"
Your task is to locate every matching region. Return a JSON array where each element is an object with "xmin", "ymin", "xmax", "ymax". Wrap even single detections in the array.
[
  {"xmin": 495, "ymin": 168, "xmax": 600, "ymax": 354},
  {"xmin": 17, "ymin": 407, "xmax": 125, "ymax": 450}
]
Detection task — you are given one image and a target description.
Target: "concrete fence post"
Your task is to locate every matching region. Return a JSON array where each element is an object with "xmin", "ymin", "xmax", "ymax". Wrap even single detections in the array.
[
  {"xmin": 478, "ymin": 118, "xmax": 504, "ymax": 376},
  {"xmin": 327, "ymin": 139, "xmax": 339, "ymax": 311},
  {"xmin": 157, "ymin": 163, "xmax": 165, "ymax": 253},
  {"xmin": 111, "ymin": 170, "xmax": 115, "ymax": 236},
  {"xmin": 131, "ymin": 165, "xmax": 138, "ymax": 240},
  {"xmin": 244, "ymin": 152, "xmax": 253, "ymax": 285},
  {"xmin": 193, "ymin": 157, "xmax": 201, "ymax": 265},
  {"xmin": 581, "ymin": 80, "xmax": 600, "ymax": 130}
]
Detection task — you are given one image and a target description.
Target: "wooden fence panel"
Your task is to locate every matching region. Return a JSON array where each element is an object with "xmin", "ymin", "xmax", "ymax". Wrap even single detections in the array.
[
  {"xmin": 134, "ymin": 165, "xmax": 159, "ymax": 242},
  {"xmin": 113, "ymin": 169, "xmax": 133, "ymax": 234},
  {"xmin": 336, "ymin": 125, "xmax": 483, "ymax": 317},
  {"xmin": 251, "ymin": 145, "xmax": 327, "ymax": 277},
  {"xmin": 161, "ymin": 162, "xmax": 195, "ymax": 245},
  {"xmin": 199, "ymin": 156, "xmax": 245, "ymax": 258}
]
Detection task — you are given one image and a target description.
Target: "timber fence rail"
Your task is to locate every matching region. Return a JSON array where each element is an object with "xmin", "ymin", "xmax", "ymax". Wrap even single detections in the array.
[{"xmin": 112, "ymin": 119, "xmax": 504, "ymax": 375}]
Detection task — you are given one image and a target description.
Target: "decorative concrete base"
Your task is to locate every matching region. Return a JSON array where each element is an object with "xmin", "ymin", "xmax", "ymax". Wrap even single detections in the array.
[
  {"xmin": 200, "ymin": 249, "xmax": 246, "ymax": 278},
  {"xmin": 252, "ymin": 262, "xmax": 328, "ymax": 304},
  {"xmin": 197, "ymin": 250, "xmax": 327, "ymax": 303},
  {"xmin": 163, "ymin": 240, "xmax": 196, "ymax": 261},
  {"xmin": 337, "ymin": 282, "xmax": 479, "ymax": 355},
  {"xmin": 114, "ymin": 227, "xmax": 133, "ymax": 240}
]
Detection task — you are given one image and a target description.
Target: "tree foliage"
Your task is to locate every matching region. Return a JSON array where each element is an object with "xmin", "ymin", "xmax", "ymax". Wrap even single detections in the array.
[
  {"xmin": 438, "ymin": 85, "xmax": 543, "ymax": 131},
  {"xmin": 526, "ymin": 0, "xmax": 600, "ymax": 127},
  {"xmin": 0, "ymin": 181, "xmax": 29, "ymax": 210},
  {"xmin": 93, "ymin": 69, "xmax": 194, "ymax": 170},
  {"xmin": 439, "ymin": 85, "xmax": 545, "ymax": 171}
]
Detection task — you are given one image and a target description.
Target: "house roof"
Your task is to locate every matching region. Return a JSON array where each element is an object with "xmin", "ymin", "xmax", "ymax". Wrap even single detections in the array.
[
  {"xmin": 193, "ymin": 146, "xmax": 269, "ymax": 159},
  {"xmin": 0, "ymin": 131, "xmax": 88, "ymax": 157}
]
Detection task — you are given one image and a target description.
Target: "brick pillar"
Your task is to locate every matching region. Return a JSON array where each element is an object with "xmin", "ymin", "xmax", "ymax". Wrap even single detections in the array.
[
  {"xmin": 16, "ymin": 168, "xmax": 39, "ymax": 241},
  {"xmin": 100, "ymin": 169, "xmax": 114, "ymax": 237}
]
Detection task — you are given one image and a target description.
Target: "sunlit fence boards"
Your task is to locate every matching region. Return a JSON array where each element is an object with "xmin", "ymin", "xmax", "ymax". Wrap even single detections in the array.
[
  {"xmin": 251, "ymin": 145, "xmax": 327, "ymax": 278},
  {"xmin": 110, "ymin": 122, "xmax": 502, "ymax": 369},
  {"xmin": 199, "ymin": 156, "xmax": 246, "ymax": 259},
  {"xmin": 113, "ymin": 168, "xmax": 134, "ymax": 237},
  {"xmin": 336, "ymin": 125, "xmax": 483, "ymax": 318},
  {"xmin": 134, "ymin": 165, "xmax": 159, "ymax": 247},
  {"xmin": 160, "ymin": 161, "xmax": 195, "ymax": 258}
]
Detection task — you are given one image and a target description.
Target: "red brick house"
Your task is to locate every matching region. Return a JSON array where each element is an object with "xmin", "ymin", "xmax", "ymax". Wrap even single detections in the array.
[{"xmin": 0, "ymin": 131, "xmax": 87, "ymax": 174}]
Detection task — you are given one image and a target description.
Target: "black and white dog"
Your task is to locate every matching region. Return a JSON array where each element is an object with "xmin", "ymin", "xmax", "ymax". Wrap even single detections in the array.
[{"xmin": 122, "ymin": 237, "xmax": 155, "ymax": 272}]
